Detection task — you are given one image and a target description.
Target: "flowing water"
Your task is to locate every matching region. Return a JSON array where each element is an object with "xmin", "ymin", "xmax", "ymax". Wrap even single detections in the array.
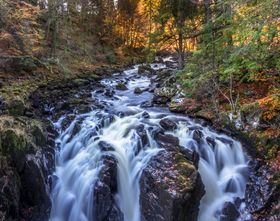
[{"xmin": 49, "ymin": 58, "xmax": 249, "ymax": 221}]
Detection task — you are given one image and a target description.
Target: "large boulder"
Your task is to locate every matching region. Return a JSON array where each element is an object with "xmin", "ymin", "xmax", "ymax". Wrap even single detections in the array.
[
  {"xmin": 20, "ymin": 153, "xmax": 52, "ymax": 219},
  {"xmin": 159, "ymin": 118, "xmax": 177, "ymax": 131},
  {"xmin": 140, "ymin": 133, "xmax": 204, "ymax": 221},
  {"xmin": 220, "ymin": 202, "xmax": 240, "ymax": 221},
  {"xmin": 245, "ymin": 163, "xmax": 280, "ymax": 221},
  {"xmin": 153, "ymin": 87, "xmax": 176, "ymax": 105},
  {"xmin": 0, "ymin": 116, "xmax": 55, "ymax": 221},
  {"xmin": 93, "ymin": 155, "xmax": 123, "ymax": 221},
  {"xmin": 93, "ymin": 181, "xmax": 123, "ymax": 221},
  {"xmin": 0, "ymin": 156, "xmax": 21, "ymax": 220}
]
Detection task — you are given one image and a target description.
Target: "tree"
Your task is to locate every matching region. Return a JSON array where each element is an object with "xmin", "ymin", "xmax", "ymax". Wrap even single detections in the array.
[{"xmin": 157, "ymin": 0, "xmax": 198, "ymax": 68}]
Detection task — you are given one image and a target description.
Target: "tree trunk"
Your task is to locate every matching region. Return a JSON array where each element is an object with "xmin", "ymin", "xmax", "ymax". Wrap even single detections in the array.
[
  {"xmin": 204, "ymin": 0, "xmax": 211, "ymax": 24},
  {"xmin": 178, "ymin": 30, "xmax": 184, "ymax": 69}
]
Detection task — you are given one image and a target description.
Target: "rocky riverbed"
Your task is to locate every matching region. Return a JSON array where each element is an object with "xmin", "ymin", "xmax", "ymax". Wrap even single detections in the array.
[{"xmin": 0, "ymin": 57, "xmax": 278, "ymax": 221}]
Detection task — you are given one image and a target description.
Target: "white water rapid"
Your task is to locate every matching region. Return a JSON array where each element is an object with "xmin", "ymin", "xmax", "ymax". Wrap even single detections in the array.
[{"xmin": 49, "ymin": 60, "xmax": 248, "ymax": 221}]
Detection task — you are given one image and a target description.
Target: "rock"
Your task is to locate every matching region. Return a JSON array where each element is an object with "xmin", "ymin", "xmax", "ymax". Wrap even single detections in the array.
[
  {"xmin": 165, "ymin": 61, "xmax": 178, "ymax": 68},
  {"xmin": 154, "ymin": 87, "xmax": 176, "ymax": 100},
  {"xmin": 61, "ymin": 114, "xmax": 76, "ymax": 130},
  {"xmin": 142, "ymin": 111, "xmax": 150, "ymax": 119},
  {"xmin": 105, "ymin": 89, "xmax": 115, "ymax": 97},
  {"xmin": 245, "ymin": 164, "xmax": 279, "ymax": 221},
  {"xmin": 55, "ymin": 101, "xmax": 70, "ymax": 111},
  {"xmin": 75, "ymin": 104, "xmax": 92, "ymax": 114},
  {"xmin": 140, "ymin": 101, "xmax": 153, "ymax": 108},
  {"xmin": 0, "ymin": 156, "xmax": 20, "ymax": 220},
  {"xmin": 99, "ymin": 141, "xmax": 115, "ymax": 152},
  {"xmin": 7, "ymin": 98, "xmax": 26, "ymax": 116},
  {"xmin": 0, "ymin": 97, "xmax": 7, "ymax": 115},
  {"xmin": 31, "ymin": 123, "xmax": 47, "ymax": 147},
  {"xmin": 216, "ymin": 137, "xmax": 233, "ymax": 146},
  {"xmin": 138, "ymin": 65, "xmax": 154, "ymax": 75},
  {"xmin": 169, "ymin": 98, "xmax": 201, "ymax": 114},
  {"xmin": 180, "ymin": 148, "xmax": 200, "ymax": 168},
  {"xmin": 93, "ymin": 181, "xmax": 114, "ymax": 221},
  {"xmin": 153, "ymin": 87, "xmax": 177, "ymax": 105},
  {"xmin": 134, "ymin": 87, "xmax": 142, "ymax": 94},
  {"xmin": 140, "ymin": 143, "xmax": 204, "ymax": 221},
  {"xmin": 20, "ymin": 154, "xmax": 51, "ymax": 208},
  {"xmin": 188, "ymin": 126, "xmax": 203, "ymax": 131},
  {"xmin": 206, "ymin": 136, "xmax": 216, "ymax": 148},
  {"xmin": 1, "ymin": 129, "xmax": 28, "ymax": 155},
  {"xmin": 107, "ymin": 205, "xmax": 124, "ymax": 221},
  {"xmin": 99, "ymin": 155, "xmax": 118, "ymax": 192},
  {"xmin": 192, "ymin": 130, "xmax": 203, "ymax": 143},
  {"xmin": 94, "ymin": 155, "xmax": 123, "ymax": 221},
  {"xmin": 116, "ymin": 82, "xmax": 128, "ymax": 91},
  {"xmin": 221, "ymin": 202, "xmax": 240, "ymax": 221},
  {"xmin": 135, "ymin": 124, "xmax": 148, "ymax": 149},
  {"xmin": 153, "ymin": 96, "xmax": 169, "ymax": 105},
  {"xmin": 155, "ymin": 133, "xmax": 180, "ymax": 149},
  {"xmin": 0, "ymin": 117, "xmax": 55, "ymax": 221},
  {"xmin": 159, "ymin": 118, "xmax": 177, "ymax": 131},
  {"xmin": 240, "ymin": 102, "xmax": 262, "ymax": 130}
]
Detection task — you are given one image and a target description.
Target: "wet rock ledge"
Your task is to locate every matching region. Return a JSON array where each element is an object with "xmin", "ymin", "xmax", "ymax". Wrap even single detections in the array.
[
  {"xmin": 140, "ymin": 129, "xmax": 204, "ymax": 221},
  {"xmin": 0, "ymin": 116, "xmax": 55, "ymax": 221}
]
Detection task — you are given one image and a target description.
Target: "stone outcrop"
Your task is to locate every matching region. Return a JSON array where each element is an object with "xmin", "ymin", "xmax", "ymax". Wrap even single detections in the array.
[
  {"xmin": 140, "ymin": 132, "xmax": 205, "ymax": 221},
  {"xmin": 0, "ymin": 116, "xmax": 55, "ymax": 221},
  {"xmin": 93, "ymin": 155, "xmax": 124, "ymax": 221}
]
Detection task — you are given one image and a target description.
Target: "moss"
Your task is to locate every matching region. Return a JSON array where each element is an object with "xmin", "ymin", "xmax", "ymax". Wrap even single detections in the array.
[
  {"xmin": 106, "ymin": 53, "xmax": 117, "ymax": 64},
  {"xmin": 174, "ymin": 153, "xmax": 195, "ymax": 177},
  {"xmin": 116, "ymin": 82, "xmax": 128, "ymax": 90},
  {"xmin": 30, "ymin": 122, "xmax": 46, "ymax": 147},
  {"xmin": 241, "ymin": 102, "xmax": 260, "ymax": 113},
  {"xmin": 18, "ymin": 57, "xmax": 37, "ymax": 72},
  {"xmin": 1, "ymin": 129, "xmax": 28, "ymax": 155},
  {"xmin": 7, "ymin": 98, "xmax": 25, "ymax": 116},
  {"xmin": 73, "ymin": 78, "xmax": 89, "ymax": 86}
]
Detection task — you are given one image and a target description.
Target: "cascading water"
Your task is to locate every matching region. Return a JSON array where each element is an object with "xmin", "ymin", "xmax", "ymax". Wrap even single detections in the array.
[
  {"xmin": 49, "ymin": 59, "xmax": 249, "ymax": 221},
  {"xmin": 169, "ymin": 121, "xmax": 248, "ymax": 221}
]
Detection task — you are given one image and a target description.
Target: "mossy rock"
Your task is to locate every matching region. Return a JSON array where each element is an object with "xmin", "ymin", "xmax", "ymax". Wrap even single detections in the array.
[
  {"xmin": 1, "ymin": 129, "xmax": 28, "ymax": 155},
  {"xmin": 30, "ymin": 122, "xmax": 46, "ymax": 147},
  {"xmin": 174, "ymin": 152, "xmax": 196, "ymax": 178},
  {"xmin": 116, "ymin": 82, "xmax": 128, "ymax": 90},
  {"xmin": 154, "ymin": 87, "xmax": 176, "ymax": 99}
]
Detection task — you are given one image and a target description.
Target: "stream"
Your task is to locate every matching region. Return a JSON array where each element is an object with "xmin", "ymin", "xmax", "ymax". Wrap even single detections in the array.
[{"xmin": 49, "ymin": 58, "xmax": 249, "ymax": 221}]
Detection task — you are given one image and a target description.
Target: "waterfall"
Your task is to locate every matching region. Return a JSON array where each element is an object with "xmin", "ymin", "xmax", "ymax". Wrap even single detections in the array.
[
  {"xmin": 49, "ymin": 61, "xmax": 248, "ymax": 221},
  {"xmin": 170, "ymin": 122, "xmax": 248, "ymax": 221}
]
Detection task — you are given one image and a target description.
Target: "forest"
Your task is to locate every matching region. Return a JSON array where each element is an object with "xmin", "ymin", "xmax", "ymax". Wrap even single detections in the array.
[{"xmin": 0, "ymin": 0, "xmax": 279, "ymax": 221}]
